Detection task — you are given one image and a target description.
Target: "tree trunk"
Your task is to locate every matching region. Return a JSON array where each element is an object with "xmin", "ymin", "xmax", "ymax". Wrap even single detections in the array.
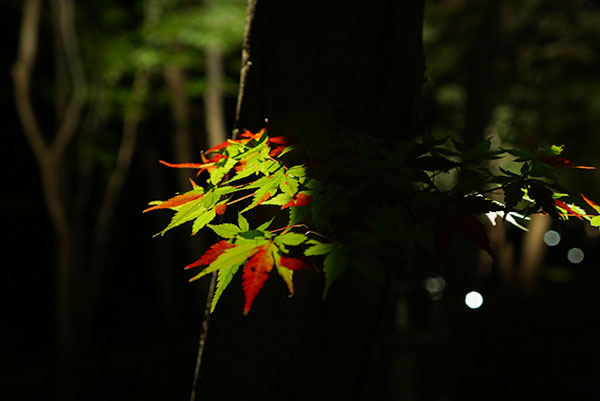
[{"xmin": 199, "ymin": 1, "xmax": 425, "ymax": 400}]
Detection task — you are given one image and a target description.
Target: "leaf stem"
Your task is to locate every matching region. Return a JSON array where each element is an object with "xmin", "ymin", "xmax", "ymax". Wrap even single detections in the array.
[
  {"xmin": 304, "ymin": 230, "xmax": 335, "ymax": 242},
  {"xmin": 270, "ymin": 224, "xmax": 308, "ymax": 233},
  {"xmin": 226, "ymin": 191, "xmax": 256, "ymax": 206}
]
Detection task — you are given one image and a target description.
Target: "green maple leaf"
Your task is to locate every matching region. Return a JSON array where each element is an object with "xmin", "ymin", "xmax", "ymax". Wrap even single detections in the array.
[
  {"xmin": 211, "ymin": 262, "xmax": 242, "ymax": 313},
  {"xmin": 158, "ymin": 198, "xmax": 206, "ymax": 236},
  {"xmin": 271, "ymin": 248, "xmax": 294, "ymax": 296},
  {"xmin": 323, "ymin": 246, "xmax": 348, "ymax": 298},
  {"xmin": 261, "ymin": 193, "xmax": 292, "ymax": 206},
  {"xmin": 191, "ymin": 209, "xmax": 216, "ymax": 234},
  {"xmin": 189, "ymin": 240, "xmax": 265, "ymax": 282},
  {"xmin": 275, "ymin": 232, "xmax": 308, "ymax": 246},
  {"xmin": 208, "ymin": 223, "xmax": 241, "ymax": 238},
  {"xmin": 238, "ymin": 212, "xmax": 250, "ymax": 231}
]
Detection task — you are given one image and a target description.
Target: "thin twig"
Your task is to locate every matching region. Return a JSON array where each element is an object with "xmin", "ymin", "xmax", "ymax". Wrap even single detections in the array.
[
  {"xmin": 190, "ymin": 2, "xmax": 259, "ymax": 399},
  {"xmin": 232, "ymin": 0, "xmax": 258, "ymax": 138},
  {"xmin": 189, "ymin": 271, "xmax": 217, "ymax": 401},
  {"xmin": 226, "ymin": 191, "xmax": 256, "ymax": 206}
]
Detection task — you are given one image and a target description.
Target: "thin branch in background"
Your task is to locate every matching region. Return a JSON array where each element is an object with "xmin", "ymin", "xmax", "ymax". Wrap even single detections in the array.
[
  {"xmin": 90, "ymin": 69, "xmax": 150, "ymax": 295},
  {"xmin": 190, "ymin": 1, "xmax": 256, "ymax": 400},
  {"xmin": 233, "ymin": 0, "xmax": 258, "ymax": 138},
  {"xmin": 90, "ymin": 0, "xmax": 160, "ymax": 301}
]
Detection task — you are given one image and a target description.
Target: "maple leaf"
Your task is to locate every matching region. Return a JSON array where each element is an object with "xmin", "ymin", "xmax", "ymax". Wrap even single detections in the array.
[
  {"xmin": 581, "ymin": 193, "xmax": 600, "ymax": 214},
  {"xmin": 269, "ymin": 145, "xmax": 286, "ymax": 157},
  {"xmin": 158, "ymin": 160, "xmax": 204, "ymax": 169},
  {"xmin": 159, "ymin": 159, "xmax": 215, "ymax": 176},
  {"xmin": 323, "ymin": 246, "xmax": 348, "ymax": 298},
  {"xmin": 204, "ymin": 138, "xmax": 243, "ymax": 154},
  {"xmin": 257, "ymin": 192, "xmax": 272, "ymax": 205},
  {"xmin": 210, "ymin": 262, "xmax": 241, "ymax": 313},
  {"xmin": 215, "ymin": 203, "xmax": 227, "ymax": 215},
  {"xmin": 458, "ymin": 196, "xmax": 505, "ymax": 214},
  {"xmin": 188, "ymin": 240, "xmax": 264, "ymax": 282},
  {"xmin": 184, "ymin": 240, "xmax": 235, "ymax": 270},
  {"xmin": 143, "ymin": 190, "xmax": 204, "ymax": 213},
  {"xmin": 554, "ymin": 199, "xmax": 583, "ymax": 220},
  {"xmin": 278, "ymin": 255, "xmax": 310, "ymax": 271},
  {"xmin": 538, "ymin": 155, "xmax": 596, "ymax": 170},
  {"xmin": 270, "ymin": 248, "xmax": 296, "ymax": 296},
  {"xmin": 240, "ymin": 128, "xmax": 266, "ymax": 140},
  {"xmin": 528, "ymin": 182, "xmax": 560, "ymax": 219},
  {"xmin": 281, "ymin": 192, "xmax": 313, "ymax": 209},
  {"xmin": 422, "ymin": 196, "xmax": 501, "ymax": 261},
  {"xmin": 242, "ymin": 243, "xmax": 275, "ymax": 315},
  {"xmin": 268, "ymin": 136, "xmax": 286, "ymax": 144},
  {"xmin": 240, "ymin": 128, "xmax": 287, "ymax": 150},
  {"xmin": 503, "ymin": 181, "xmax": 525, "ymax": 211},
  {"xmin": 414, "ymin": 155, "xmax": 461, "ymax": 171}
]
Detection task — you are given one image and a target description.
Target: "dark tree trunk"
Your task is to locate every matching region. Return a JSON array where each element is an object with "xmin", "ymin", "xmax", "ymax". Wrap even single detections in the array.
[{"xmin": 199, "ymin": 2, "xmax": 425, "ymax": 400}]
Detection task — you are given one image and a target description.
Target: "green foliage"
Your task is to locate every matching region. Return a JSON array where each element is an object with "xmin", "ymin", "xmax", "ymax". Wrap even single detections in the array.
[{"xmin": 146, "ymin": 125, "xmax": 599, "ymax": 314}]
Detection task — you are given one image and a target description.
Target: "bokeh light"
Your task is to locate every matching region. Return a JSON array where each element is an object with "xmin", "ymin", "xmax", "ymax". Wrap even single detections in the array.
[
  {"xmin": 543, "ymin": 230, "xmax": 561, "ymax": 246},
  {"xmin": 465, "ymin": 291, "xmax": 483, "ymax": 309},
  {"xmin": 567, "ymin": 248, "xmax": 584, "ymax": 264}
]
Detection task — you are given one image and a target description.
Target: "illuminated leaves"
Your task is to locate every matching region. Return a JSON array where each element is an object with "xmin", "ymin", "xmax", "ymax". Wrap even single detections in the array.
[{"xmin": 147, "ymin": 126, "xmax": 600, "ymax": 315}]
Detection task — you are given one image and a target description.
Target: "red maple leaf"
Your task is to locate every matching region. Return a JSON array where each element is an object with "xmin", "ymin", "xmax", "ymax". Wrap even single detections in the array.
[
  {"xmin": 539, "ymin": 155, "xmax": 596, "ymax": 170},
  {"xmin": 240, "ymin": 128, "xmax": 266, "ymax": 140},
  {"xmin": 582, "ymin": 193, "xmax": 600, "ymax": 214},
  {"xmin": 268, "ymin": 136, "xmax": 286, "ymax": 144},
  {"xmin": 159, "ymin": 160, "xmax": 204, "ymax": 169},
  {"xmin": 240, "ymin": 128, "xmax": 286, "ymax": 151},
  {"xmin": 184, "ymin": 240, "xmax": 235, "ymax": 270},
  {"xmin": 281, "ymin": 193, "xmax": 313, "ymax": 209},
  {"xmin": 269, "ymin": 145, "xmax": 286, "ymax": 157},
  {"xmin": 159, "ymin": 159, "xmax": 215, "ymax": 176},
  {"xmin": 143, "ymin": 191, "xmax": 204, "ymax": 213},
  {"xmin": 234, "ymin": 159, "xmax": 247, "ymax": 172},
  {"xmin": 278, "ymin": 256, "xmax": 311, "ymax": 271},
  {"xmin": 215, "ymin": 203, "xmax": 228, "ymax": 215},
  {"xmin": 242, "ymin": 243, "xmax": 274, "ymax": 314},
  {"xmin": 205, "ymin": 139, "xmax": 237, "ymax": 154},
  {"xmin": 554, "ymin": 199, "xmax": 583, "ymax": 220}
]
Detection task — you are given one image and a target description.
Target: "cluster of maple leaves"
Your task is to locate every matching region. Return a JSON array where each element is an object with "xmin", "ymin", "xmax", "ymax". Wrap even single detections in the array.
[
  {"xmin": 145, "ymin": 128, "xmax": 600, "ymax": 315},
  {"xmin": 144, "ymin": 129, "xmax": 341, "ymax": 314}
]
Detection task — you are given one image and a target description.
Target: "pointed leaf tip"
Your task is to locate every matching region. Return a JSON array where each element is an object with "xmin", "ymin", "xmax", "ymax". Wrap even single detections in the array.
[{"xmin": 242, "ymin": 244, "xmax": 274, "ymax": 314}]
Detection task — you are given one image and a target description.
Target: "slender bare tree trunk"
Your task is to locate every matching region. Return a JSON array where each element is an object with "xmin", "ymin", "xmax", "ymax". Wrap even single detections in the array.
[
  {"xmin": 90, "ymin": 0, "xmax": 159, "ymax": 299},
  {"xmin": 519, "ymin": 214, "xmax": 551, "ymax": 286},
  {"xmin": 203, "ymin": 0, "xmax": 229, "ymax": 146},
  {"xmin": 12, "ymin": 1, "xmax": 86, "ymax": 398},
  {"xmin": 91, "ymin": 70, "xmax": 150, "ymax": 278},
  {"xmin": 163, "ymin": 65, "xmax": 197, "ymax": 189}
]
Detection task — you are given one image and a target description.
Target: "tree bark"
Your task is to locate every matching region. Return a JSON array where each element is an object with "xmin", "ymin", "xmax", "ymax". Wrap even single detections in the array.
[{"xmin": 198, "ymin": 1, "xmax": 425, "ymax": 400}]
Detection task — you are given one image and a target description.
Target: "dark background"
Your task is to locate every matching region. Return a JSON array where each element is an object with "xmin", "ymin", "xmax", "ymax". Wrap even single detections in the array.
[{"xmin": 3, "ymin": 0, "xmax": 600, "ymax": 400}]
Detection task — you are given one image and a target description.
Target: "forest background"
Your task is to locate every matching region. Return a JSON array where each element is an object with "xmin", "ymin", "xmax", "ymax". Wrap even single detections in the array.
[{"xmin": 3, "ymin": 0, "xmax": 600, "ymax": 400}]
